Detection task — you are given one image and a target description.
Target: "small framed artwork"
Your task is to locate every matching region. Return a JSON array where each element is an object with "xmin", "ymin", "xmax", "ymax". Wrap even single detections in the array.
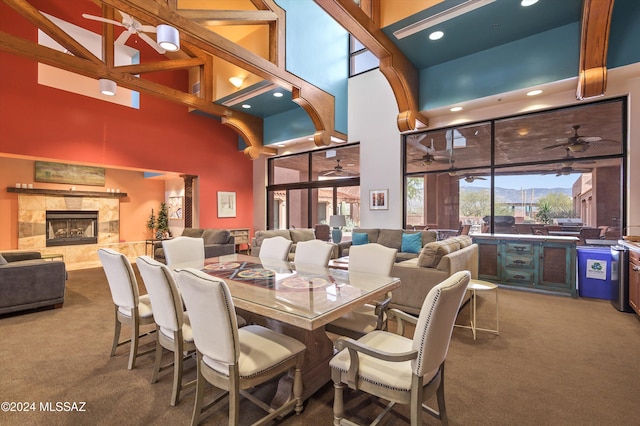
[
  {"xmin": 168, "ymin": 196, "xmax": 183, "ymax": 219},
  {"xmin": 217, "ymin": 191, "xmax": 236, "ymax": 218},
  {"xmin": 369, "ymin": 189, "xmax": 388, "ymax": 210}
]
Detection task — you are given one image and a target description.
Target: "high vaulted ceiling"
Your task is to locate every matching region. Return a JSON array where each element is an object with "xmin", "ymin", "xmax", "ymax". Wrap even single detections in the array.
[{"xmin": 0, "ymin": 0, "xmax": 618, "ymax": 158}]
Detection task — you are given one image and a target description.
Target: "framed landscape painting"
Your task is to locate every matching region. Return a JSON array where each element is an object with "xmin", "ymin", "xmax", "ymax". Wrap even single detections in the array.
[
  {"xmin": 369, "ymin": 189, "xmax": 388, "ymax": 210},
  {"xmin": 217, "ymin": 191, "xmax": 236, "ymax": 218},
  {"xmin": 35, "ymin": 161, "xmax": 105, "ymax": 186}
]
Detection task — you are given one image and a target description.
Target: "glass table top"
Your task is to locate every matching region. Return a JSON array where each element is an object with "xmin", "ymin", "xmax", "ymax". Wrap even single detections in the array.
[{"xmin": 200, "ymin": 254, "xmax": 400, "ymax": 329}]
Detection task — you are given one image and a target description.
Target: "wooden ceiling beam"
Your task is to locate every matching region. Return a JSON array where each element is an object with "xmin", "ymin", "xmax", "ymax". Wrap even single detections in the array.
[
  {"xmin": 101, "ymin": 0, "xmax": 335, "ymax": 148},
  {"xmin": 314, "ymin": 0, "xmax": 428, "ymax": 132},
  {"xmin": 577, "ymin": 0, "xmax": 615, "ymax": 100},
  {"xmin": 115, "ymin": 57, "xmax": 204, "ymax": 74},
  {"xmin": 176, "ymin": 10, "xmax": 278, "ymax": 26},
  {"xmin": 3, "ymin": 0, "xmax": 101, "ymax": 63}
]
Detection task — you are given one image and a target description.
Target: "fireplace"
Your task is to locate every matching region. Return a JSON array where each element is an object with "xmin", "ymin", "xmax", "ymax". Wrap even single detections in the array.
[{"xmin": 46, "ymin": 211, "xmax": 98, "ymax": 247}]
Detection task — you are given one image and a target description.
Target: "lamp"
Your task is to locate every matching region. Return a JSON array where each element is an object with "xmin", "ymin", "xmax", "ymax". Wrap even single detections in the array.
[
  {"xmin": 229, "ymin": 76, "xmax": 244, "ymax": 88},
  {"xmin": 156, "ymin": 24, "xmax": 180, "ymax": 52},
  {"xmin": 99, "ymin": 78, "xmax": 117, "ymax": 96},
  {"xmin": 329, "ymin": 215, "xmax": 346, "ymax": 243}
]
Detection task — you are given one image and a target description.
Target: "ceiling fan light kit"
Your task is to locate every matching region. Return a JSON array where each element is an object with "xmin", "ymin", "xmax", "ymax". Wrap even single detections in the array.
[
  {"xmin": 156, "ymin": 24, "xmax": 180, "ymax": 52},
  {"xmin": 99, "ymin": 78, "xmax": 117, "ymax": 96}
]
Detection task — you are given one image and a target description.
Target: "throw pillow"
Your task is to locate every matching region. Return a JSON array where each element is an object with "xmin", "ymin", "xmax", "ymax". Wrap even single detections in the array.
[
  {"xmin": 401, "ymin": 232, "xmax": 422, "ymax": 254},
  {"xmin": 351, "ymin": 232, "xmax": 369, "ymax": 246},
  {"xmin": 417, "ymin": 239, "xmax": 461, "ymax": 268},
  {"xmin": 0, "ymin": 253, "xmax": 7, "ymax": 265}
]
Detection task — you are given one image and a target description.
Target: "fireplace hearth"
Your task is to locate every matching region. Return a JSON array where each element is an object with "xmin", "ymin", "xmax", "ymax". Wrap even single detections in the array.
[{"xmin": 46, "ymin": 211, "xmax": 98, "ymax": 247}]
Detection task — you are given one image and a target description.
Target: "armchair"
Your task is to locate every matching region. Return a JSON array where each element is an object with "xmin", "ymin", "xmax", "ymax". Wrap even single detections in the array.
[{"xmin": 330, "ymin": 271, "xmax": 470, "ymax": 425}]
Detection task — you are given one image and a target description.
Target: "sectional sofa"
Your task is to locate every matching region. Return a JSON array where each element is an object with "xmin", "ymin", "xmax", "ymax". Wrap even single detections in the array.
[
  {"xmin": 0, "ymin": 251, "xmax": 67, "ymax": 315},
  {"xmin": 250, "ymin": 228, "xmax": 339, "ymax": 260},
  {"xmin": 153, "ymin": 228, "xmax": 235, "ymax": 263},
  {"xmin": 338, "ymin": 228, "xmax": 438, "ymax": 262}
]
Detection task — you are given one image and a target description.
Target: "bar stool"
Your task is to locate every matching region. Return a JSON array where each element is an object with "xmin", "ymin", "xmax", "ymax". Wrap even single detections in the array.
[{"xmin": 456, "ymin": 279, "xmax": 499, "ymax": 340}]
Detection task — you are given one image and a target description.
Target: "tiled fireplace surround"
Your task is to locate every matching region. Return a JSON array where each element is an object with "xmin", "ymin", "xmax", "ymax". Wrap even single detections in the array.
[{"xmin": 17, "ymin": 193, "xmax": 143, "ymax": 269}]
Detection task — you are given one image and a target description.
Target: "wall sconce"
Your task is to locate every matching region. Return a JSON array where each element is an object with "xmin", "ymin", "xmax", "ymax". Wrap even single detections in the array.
[
  {"xmin": 229, "ymin": 76, "xmax": 245, "ymax": 88},
  {"xmin": 156, "ymin": 24, "xmax": 180, "ymax": 52},
  {"xmin": 99, "ymin": 78, "xmax": 117, "ymax": 96}
]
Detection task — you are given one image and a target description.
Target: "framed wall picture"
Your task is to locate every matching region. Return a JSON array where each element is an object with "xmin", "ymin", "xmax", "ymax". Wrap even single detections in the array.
[
  {"xmin": 369, "ymin": 189, "xmax": 388, "ymax": 210},
  {"xmin": 168, "ymin": 196, "xmax": 183, "ymax": 219},
  {"xmin": 217, "ymin": 191, "xmax": 236, "ymax": 218}
]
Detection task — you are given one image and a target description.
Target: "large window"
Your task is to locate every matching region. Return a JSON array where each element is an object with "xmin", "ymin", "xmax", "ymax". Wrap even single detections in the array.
[
  {"xmin": 267, "ymin": 144, "xmax": 360, "ymax": 232},
  {"xmin": 403, "ymin": 98, "xmax": 626, "ymax": 241},
  {"xmin": 349, "ymin": 36, "xmax": 378, "ymax": 77}
]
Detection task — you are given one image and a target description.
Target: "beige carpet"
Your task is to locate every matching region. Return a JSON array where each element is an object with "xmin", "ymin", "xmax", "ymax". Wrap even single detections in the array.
[{"xmin": 1, "ymin": 266, "xmax": 639, "ymax": 425}]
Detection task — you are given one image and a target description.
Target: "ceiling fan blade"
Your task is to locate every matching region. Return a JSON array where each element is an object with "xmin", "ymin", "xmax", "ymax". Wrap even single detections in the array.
[
  {"xmin": 115, "ymin": 30, "xmax": 131, "ymax": 45},
  {"xmin": 82, "ymin": 14, "xmax": 124, "ymax": 27},
  {"xmin": 139, "ymin": 32, "xmax": 166, "ymax": 54},
  {"xmin": 140, "ymin": 24, "xmax": 157, "ymax": 33},
  {"xmin": 577, "ymin": 136, "xmax": 601, "ymax": 143},
  {"xmin": 543, "ymin": 142, "xmax": 568, "ymax": 150}
]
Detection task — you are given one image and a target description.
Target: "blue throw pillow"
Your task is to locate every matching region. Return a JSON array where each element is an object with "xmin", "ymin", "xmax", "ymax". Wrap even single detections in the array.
[
  {"xmin": 401, "ymin": 232, "xmax": 422, "ymax": 254},
  {"xmin": 351, "ymin": 232, "xmax": 369, "ymax": 246}
]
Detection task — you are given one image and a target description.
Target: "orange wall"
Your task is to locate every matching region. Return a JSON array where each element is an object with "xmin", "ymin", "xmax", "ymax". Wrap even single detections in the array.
[{"xmin": 0, "ymin": 1, "xmax": 254, "ymax": 250}]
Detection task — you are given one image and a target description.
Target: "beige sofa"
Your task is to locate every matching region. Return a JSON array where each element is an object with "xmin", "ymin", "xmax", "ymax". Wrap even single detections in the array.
[
  {"xmin": 154, "ymin": 228, "xmax": 235, "ymax": 263},
  {"xmin": 251, "ymin": 229, "xmax": 338, "ymax": 260},
  {"xmin": 338, "ymin": 229, "xmax": 438, "ymax": 262},
  {"xmin": 389, "ymin": 235, "xmax": 478, "ymax": 315}
]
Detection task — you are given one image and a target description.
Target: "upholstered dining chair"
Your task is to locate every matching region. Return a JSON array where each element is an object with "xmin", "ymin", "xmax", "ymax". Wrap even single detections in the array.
[
  {"xmin": 330, "ymin": 270, "xmax": 470, "ymax": 426},
  {"xmin": 294, "ymin": 239, "xmax": 334, "ymax": 267},
  {"xmin": 136, "ymin": 255, "xmax": 196, "ymax": 406},
  {"xmin": 162, "ymin": 236, "xmax": 205, "ymax": 269},
  {"xmin": 314, "ymin": 223, "xmax": 331, "ymax": 242},
  {"xmin": 325, "ymin": 243, "xmax": 397, "ymax": 339},
  {"xmin": 174, "ymin": 268, "xmax": 306, "ymax": 426},
  {"xmin": 97, "ymin": 248, "xmax": 155, "ymax": 370},
  {"xmin": 258, "ymin": 235, "xmax": 292, "ymax": 261}
]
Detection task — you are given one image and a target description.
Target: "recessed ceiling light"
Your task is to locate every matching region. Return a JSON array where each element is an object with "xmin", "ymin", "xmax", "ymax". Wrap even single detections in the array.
[
  {"xmin": 241, "ymin": 104, "xmax": 251, "ymax": 109},
  {"xmin": 429, "ymin": 31, "xmax": 444, "ymax": 41},
  {"xmin": 527, "ymin": 89, "xmax": 543, "ymax": 96},
  {"xmin": 521, "ymin": 0, "xmax": 539, "ymax": 6},
  {"xmin": 273, "ymin": 92, "xmax": 283, "ymax": 97},
  {"xmin": 450, "ymin": 106, "xmax": 463, "ymax": 112}
]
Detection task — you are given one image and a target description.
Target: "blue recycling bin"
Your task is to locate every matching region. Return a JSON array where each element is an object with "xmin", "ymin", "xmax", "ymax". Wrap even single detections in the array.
[{"xmin": 576, "ymin": 246, "xmax": 617, "ymax": 300}]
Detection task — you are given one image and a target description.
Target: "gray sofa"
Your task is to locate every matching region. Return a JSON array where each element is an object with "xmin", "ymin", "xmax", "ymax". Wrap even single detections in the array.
[
  {"xmin": 251, "ymin": 229, "xmax": 339, "ymax": 260},
  {"xmin": 338, "ymin": 229, "xmax": 438, "ymax": 262},
  {"xmin": 0, "ymin": 251, "xmax": 67, "ymax": 315},
  {"xmin": 153, "ymin": 228, "xmax": 235, "ymax": 263},
  {"xmin": 389, "ymin": 236, "xmax": 478, "ymax": 315}
]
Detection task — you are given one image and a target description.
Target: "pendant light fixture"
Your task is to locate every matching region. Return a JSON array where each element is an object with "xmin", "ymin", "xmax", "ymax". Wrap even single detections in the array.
[
  {"xmin": 156, "ymin": 24, "xmax": 180, "ymax": 52},
  {"xmin": 99, "ymin": 78, "xmax": 117, "ymax": 96}
]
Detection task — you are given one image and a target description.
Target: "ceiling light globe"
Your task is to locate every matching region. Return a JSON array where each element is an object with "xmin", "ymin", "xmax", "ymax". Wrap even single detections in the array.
[{"xmin": 429, "ymin": 31, "xmax": 444, "ymax": 41}]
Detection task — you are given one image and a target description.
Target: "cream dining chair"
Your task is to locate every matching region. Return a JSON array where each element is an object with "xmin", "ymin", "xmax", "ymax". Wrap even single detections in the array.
[
  {"xmin": 258, "ymin": 236, "xmax": 292, "ymax": 261},
  {"xmin": 293, "ymin": 239, "xmax": 334, "ymax": 267},
  {"xmin": 162, "ymin": 236, "xmax": 205, "ymax": 269},
  {"xmin": 98, "ymin": 248, "xmax": 155, "ymax": 370},
  {"xmin": 136, "ymin": 255, "xmax": 196, "ymax": 406},
  {"xmin": 175, "ymin": 267, "xmax": 306, "ymax": 426},
  {"xmin": 330, "ymin": 270, "xmax": 471, "ymax": 426},
  {"xmin": 325, "ymin": 243, "xmax": 397, "ymax": 339}
]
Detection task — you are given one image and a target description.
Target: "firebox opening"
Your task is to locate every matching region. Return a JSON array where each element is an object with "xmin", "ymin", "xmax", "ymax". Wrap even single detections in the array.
[{"xmin": 46, "ymin": 210, "xmax": 98, "ymax": 247}]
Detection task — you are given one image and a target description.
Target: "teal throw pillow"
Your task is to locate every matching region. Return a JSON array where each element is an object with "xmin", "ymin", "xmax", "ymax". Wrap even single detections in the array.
[
  {"xmin": 351, "ymin": 232, "xmax": 369, "ymax": 246},
  {"xmin": 401, "ymin": 232, "xmax": 422, "ymax": 254}
]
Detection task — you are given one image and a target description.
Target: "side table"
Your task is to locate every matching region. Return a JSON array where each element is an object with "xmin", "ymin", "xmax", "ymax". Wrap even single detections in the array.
[{"xmin": 455, "ymin": 279, "xmax": 499, "ymax": 340}]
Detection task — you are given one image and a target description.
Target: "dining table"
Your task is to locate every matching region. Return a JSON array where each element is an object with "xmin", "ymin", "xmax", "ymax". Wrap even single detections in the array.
[{"xmin": 198, "ymin": 253, "xmax": 401, "ymax": 403}]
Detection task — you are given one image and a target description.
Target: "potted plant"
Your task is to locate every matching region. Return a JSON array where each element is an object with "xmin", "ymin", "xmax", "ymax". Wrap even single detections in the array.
[
  {"xmin": 146, "ymin": 208, "xmax": 156, "ymax": 239},
  {"xmin": 156, "ymin": 202, "xmax": 170, "ymax": 239}
]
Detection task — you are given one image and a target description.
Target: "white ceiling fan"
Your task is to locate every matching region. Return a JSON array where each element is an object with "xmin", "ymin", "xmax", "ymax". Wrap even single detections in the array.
[{"xmin": 82, "ymin": 10, "xmax": 166, "ymax": 54}]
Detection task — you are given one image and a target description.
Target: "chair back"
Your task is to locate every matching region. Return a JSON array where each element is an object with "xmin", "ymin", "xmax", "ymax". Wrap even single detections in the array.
[
  {"xmin": 294, "ymin": 239, "xmax": 333, "ymax": 267},
  {"xmin": 162, "ymin": 236, "xmax": 205, "ymax": 269},
  {"xmin": 175, "ymin": 268, "xmax": 239, "ymax": 365},
  {"xmin": 314, "ymin": 224, "xmax": 331, "ymax": 241},
  {"xmin": 348, "ymin": 243, "xmax": 397, "ymax": 276},
  {"xmin": 136, "ymin": 256, "xmax": 184, "ymax": 335},
  {"xmin": 98, "ymin": 248, "xmax": 139, "ymax": 310},
  {"xmin": 259, "ymin": 236, "xmax": 292, "ymax": 261},
  {"xmin": 411, "ymin": 270, "xmax": 470, "ymax": 378}
]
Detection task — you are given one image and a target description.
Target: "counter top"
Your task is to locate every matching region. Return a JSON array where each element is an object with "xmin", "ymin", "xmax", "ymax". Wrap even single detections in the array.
[{"xmin": 472, "ymin": 233, "xmax": 579, "ymax": 242}]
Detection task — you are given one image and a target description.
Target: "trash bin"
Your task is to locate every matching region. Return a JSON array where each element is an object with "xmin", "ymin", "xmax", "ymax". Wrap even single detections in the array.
[
  {"xmin": 610, "ymin": 245, "xmax": 631, "ymax": 312},
  {"xmin": 576, "ymin": 246, "xmax": 617, "ymax": 300}
]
